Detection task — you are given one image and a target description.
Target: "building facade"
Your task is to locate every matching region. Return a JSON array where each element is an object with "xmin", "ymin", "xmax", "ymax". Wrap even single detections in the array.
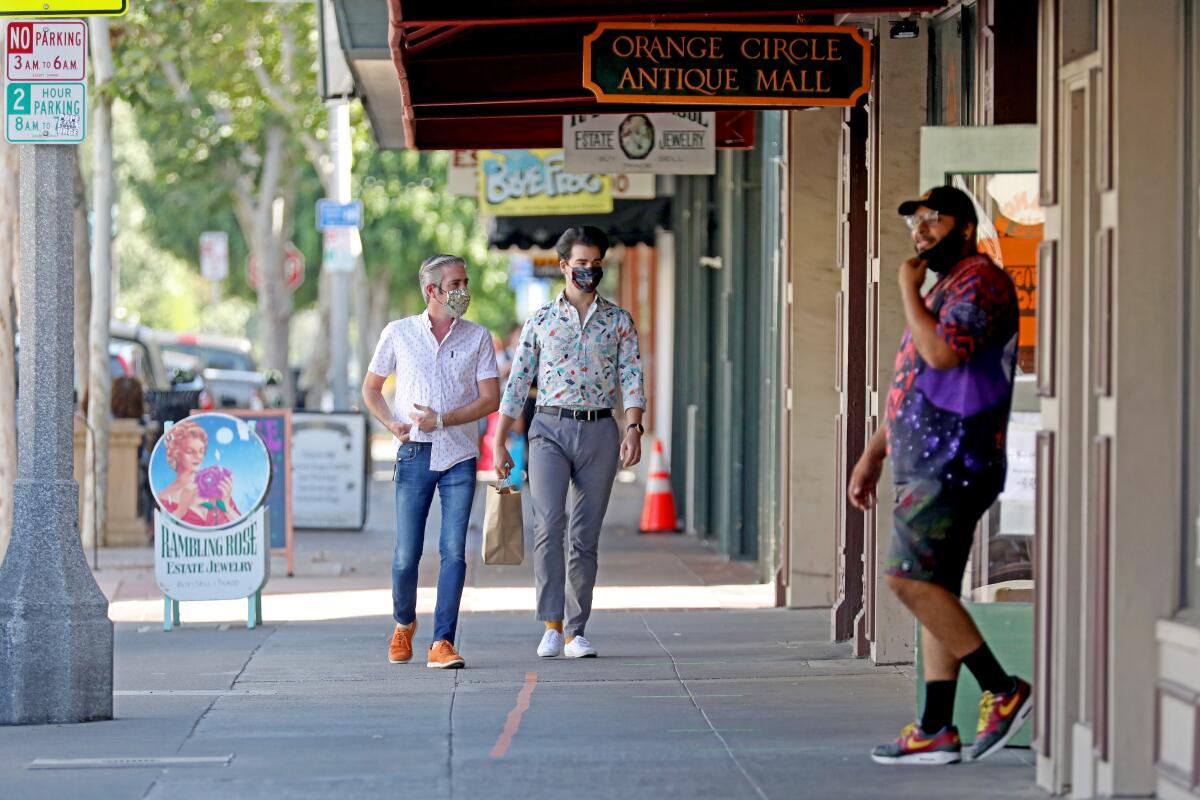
[{"xmin": 333, "ymin": 0, "xmax": 1200, "ymax": 794}]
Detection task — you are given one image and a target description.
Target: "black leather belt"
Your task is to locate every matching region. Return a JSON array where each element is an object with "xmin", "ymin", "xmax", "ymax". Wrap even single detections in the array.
[{"xmin": 537, "ymin": 406, "xmax": 613, "ymax": 422}]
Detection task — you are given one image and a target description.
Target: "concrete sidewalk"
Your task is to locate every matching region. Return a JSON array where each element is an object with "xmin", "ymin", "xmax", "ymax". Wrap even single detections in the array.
[
  {"xmin": 0, "ymin": 610, "xmax": 1038, "ymax": 799},
  {"xmin": 1, "ymin": 472, "xmax": 1039, "ymax": 799},
  {"xmin": 95, "ymin": 474, "xmax": 772, "ymax": 623}
]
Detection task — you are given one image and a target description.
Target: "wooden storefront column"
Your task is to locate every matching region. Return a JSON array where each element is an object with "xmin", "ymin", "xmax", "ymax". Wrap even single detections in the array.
[
  {"xmin": 785, "ymin": 107, "xmax": 840, "ymax": 609},
  {"xmin": 864, "ymin": 26, "xmax": 927, "ymax": 665},
  {"xmin": 831, "ymin": 101, "xmax": 868, "ymax": 647}
]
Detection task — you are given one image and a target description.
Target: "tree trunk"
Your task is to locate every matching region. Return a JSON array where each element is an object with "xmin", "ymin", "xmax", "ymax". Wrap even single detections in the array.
[
  {"xmin": 250, "ymin": 127, "xmax": 293, "ymax": 406},
  {"xmin": 0, "ymin": 48, "xmax": 17, "ymax": 564},
  {"xmin": 83, "ymin": 17, "xmax": 115, "ymax": 551},
  {"xmin": 73, "ymin": 158, "xmax": 91, "ymax": 405},
  {"xmin": 300, "ymin": 266, "xmax": 331, "ymax": 409}
]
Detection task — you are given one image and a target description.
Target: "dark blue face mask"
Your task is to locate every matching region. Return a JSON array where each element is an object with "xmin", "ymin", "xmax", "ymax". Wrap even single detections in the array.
[{"xmin": 570, "ymin": 266, "xmax": 604, "ymax": 294}]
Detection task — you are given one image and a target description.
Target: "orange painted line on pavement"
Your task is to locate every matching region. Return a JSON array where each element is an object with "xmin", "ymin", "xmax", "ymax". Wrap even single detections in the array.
[{"xmin": 490, "ymin": 671, "xmax": 538, "ymax": 758}]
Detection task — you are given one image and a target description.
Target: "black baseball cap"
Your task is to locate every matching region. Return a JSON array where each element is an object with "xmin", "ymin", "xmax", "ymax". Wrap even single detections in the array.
[{"xmin": 897, "ymin": 185, "xmax": 978, "ymax": 226}]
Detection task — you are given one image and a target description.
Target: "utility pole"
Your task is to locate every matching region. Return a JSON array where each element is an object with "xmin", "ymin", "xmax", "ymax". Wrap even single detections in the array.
[
  {"xmin": 0, "ymin": 144, "xmax": 114, "ymax": 724},
  {"xmin": 327, "ymin": 98, "xmax": 352, "ymax": 410}
]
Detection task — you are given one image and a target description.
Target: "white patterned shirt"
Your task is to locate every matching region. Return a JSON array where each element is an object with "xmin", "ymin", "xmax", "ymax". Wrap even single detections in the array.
[{"xmin": 367, "ymin": 311, "xmax": 499, "ymax": 471}]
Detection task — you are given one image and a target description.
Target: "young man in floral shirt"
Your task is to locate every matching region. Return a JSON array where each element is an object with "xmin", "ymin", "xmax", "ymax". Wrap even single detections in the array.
[
  {"xmin": 849, "ymin": 186, "xmax": 1032, "ymax": 765},
  {"xmin": 494, "ymin": 226, "xmax": 646, "ymax": 659}
]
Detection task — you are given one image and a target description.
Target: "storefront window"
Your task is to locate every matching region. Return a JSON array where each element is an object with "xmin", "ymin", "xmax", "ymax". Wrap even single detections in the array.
[
  {"xmin": 929, "ymin": 6, "xmax": 976, "ymax": 126},
  {"xmin": 952, "ymin": 173, "xmax": 1044, "ymax": 602}
]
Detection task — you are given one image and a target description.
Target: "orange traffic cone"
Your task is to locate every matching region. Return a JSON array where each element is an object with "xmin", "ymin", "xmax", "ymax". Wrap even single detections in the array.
[{"xmin": 639, "ymin": 439, "xmax": 680, "ymax": 533}]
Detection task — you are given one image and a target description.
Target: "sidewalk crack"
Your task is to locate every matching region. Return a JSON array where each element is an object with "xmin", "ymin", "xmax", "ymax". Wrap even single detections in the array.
[
  {"xmin": 641, "ymin": 616, "xmax": 770, "ymax": 800},
  {"xmin": 175, "ymin": 628, "xmax": 277, "ymax": 755}
]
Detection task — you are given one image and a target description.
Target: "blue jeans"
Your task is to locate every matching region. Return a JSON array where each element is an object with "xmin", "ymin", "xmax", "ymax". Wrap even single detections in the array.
[{"xmin": 392, "ymin": 442, "xmax": 477, "ymax": 643}]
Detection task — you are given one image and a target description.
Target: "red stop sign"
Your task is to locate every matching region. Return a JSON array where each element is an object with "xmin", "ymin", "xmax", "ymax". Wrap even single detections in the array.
[{"xmin": 247, "ymin": 243, "xmax": 305, "ymax": 292}]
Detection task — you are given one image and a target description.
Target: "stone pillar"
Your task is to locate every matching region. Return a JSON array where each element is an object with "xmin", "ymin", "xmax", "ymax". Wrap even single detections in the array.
[
  {"xmin": 0, "ymin": 145, "xmax": 113, "ymax": 725},
  {"xmin": 105, "ymin": 419, "xmax": 148, "ymax": 547},
  {"xmin": 786, "ymin": 107, "xmax": 840, "ymax": 608}
]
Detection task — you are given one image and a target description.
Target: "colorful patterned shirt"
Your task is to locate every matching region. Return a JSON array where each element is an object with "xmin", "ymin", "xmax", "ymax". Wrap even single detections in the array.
[
  {"xmin": 367, "ymin": 311, "xmax": 499, "ymax": 471},
  {"xmin": 886, "ymin": 255, "xmax": 1019, "ymax": 487},
  {"xmin": 500, "ymin": 292, "xmax": 645, "ymax": 418}
]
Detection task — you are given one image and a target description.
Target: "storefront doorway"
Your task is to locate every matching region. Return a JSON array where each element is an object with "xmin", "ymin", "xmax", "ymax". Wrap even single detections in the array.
[{"xmin": 914, "ymin": 123, "xmax": 1040, "ymax": 745}]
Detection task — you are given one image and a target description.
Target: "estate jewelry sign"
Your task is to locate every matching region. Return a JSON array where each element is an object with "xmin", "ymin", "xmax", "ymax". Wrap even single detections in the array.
[
  {"xmin": 564, "ymin": 113, "xmax": 716, "ymax": 175},
  {"xmin": 583, "ymin": 23, "xmax": 871, "ymax": 108},
  {"xmin": 477, "ymin": 149, "xmax": 612, "ymax": 216},
  {"xmin": 155, "ymin": 508, "xmax": 269, "ymax": 601},
  {"xmin": 149, "ymin": 413, "xmax": 273, "ymax": 626}
]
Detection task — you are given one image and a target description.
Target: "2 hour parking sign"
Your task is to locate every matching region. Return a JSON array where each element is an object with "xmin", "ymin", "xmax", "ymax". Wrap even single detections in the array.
[{"xmin": 5, "ymin": 81, "xmax": 86, "ymax": 143}]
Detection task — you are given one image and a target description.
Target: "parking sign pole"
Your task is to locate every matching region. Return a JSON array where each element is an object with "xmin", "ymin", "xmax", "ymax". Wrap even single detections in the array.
[
  {"xmin": 0, "ymin": 143, "xmax": 113, "ymax": 725},
  {"xmin": 327, "ymin": 98, "xmax": 352, "ymax": 411}
]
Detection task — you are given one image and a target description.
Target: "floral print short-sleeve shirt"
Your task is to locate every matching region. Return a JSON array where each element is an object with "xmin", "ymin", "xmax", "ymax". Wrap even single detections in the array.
[{"xmin": 500, "ymin": 292, "xmax": 645, "ymax": 418}]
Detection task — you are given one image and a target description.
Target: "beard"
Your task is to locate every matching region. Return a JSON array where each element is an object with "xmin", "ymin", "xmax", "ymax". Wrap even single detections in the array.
[{"xmin": 917, "ymin": 227, "xmax": 970, "ymax": 275}]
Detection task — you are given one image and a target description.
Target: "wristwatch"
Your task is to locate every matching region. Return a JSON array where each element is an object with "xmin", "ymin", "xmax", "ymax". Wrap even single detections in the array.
[
  {"xmin": 627, "ymin": 422, "xmax": 645, "ymax": 435},
  {"xmin": 435, "ymin": 412, "xmax": 444, "ymax": 431}
]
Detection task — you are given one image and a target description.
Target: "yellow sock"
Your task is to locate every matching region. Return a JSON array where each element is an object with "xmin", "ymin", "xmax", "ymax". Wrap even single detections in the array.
[
  {"xmin": 545, "ymin": 621, "xmax": 563, "ymax": 633},
  {"xmin": 565, "ymin": 636, "xmax": 576, "ymax": 645}
]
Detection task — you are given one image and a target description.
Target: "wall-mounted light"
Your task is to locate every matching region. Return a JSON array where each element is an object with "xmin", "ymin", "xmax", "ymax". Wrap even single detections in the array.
[{"xmin": 890, "ymin": 20, "xmax": 920, "ymax": 39}]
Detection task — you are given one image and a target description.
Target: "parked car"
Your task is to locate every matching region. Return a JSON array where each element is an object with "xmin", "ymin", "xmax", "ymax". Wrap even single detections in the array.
[
  {"xmin": 14, "ymin": 322, "xmax": 208, "ymax": 419},
  {"xmin": 109, "ymin": 321, "xmax": 210, "ymax": 423},
  {"xmin": 153, "ymin": 332, "xmax": 271, "ymax": 409}
]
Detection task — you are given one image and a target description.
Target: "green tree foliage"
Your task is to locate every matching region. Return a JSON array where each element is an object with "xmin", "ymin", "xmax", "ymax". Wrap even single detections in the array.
[
  {"xmin": 108, "ymin": 1, "xmax": 515, "ymax": 344},
  {"xmin": 355, "ymin": 145, "xmax": 513, "ymax": 334}
]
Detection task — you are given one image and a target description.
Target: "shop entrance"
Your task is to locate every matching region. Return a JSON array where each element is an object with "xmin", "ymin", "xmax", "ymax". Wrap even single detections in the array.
[{"xmin": 913, "ymin": 123, "xmax": 1040, "ymax": 746}]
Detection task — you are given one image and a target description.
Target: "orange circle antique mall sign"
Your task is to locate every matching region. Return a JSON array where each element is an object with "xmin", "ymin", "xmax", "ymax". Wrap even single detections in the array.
[{"xmin": 583, "ymin": 23, "xmax": 871, "ymax": 108}]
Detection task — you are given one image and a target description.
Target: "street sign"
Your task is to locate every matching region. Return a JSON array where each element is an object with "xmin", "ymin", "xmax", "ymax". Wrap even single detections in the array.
[
  {"xmin": 321, "ymin": 226, "xmax": 357, "ymax": 273},
  {"xmin": 247, "ymin": 243, "xmax": 305, "ymax": 292},
  {"xmin": 315, "ymin": 199, "xmax": 363, "ymax": 231},
  {"xmin": 5, "ymin": 21, "xmax": 87, "ymax": 81},
  {"xmin": 0, "ymin": 0, "xmax": 127, "ymax": 17},
  {"xmin": 199, "ymin": 231, "xmax": 229, "ymax": 282},
  {"xmin": 5, "ymin": 81, "xmax": 86, "ymax": 144}
]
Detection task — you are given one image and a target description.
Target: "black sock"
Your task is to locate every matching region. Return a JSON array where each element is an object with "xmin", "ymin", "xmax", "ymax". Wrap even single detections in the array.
[
  {"xmin": 921, "ymin": 680, "xmax": 957, "ymax": 733},
  {"xmin": 962, "ymin": 643, "xmax": 1014, "ymax": 694}
]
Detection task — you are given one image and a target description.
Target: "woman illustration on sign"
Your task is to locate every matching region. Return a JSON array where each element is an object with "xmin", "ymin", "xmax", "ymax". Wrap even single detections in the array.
[{"xmin": 157, "ymin": 420, "xmax": 240, "ymax": 528}]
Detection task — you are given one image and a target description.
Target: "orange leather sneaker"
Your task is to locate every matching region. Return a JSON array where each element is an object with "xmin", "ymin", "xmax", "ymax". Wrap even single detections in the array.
[
  {"xmin": 427, "ymin": 640, "xmax": 465, "ymax": 669},
  {"xmin": 388, "ymin": 621, "xmax": 417, "ymax": 664}
]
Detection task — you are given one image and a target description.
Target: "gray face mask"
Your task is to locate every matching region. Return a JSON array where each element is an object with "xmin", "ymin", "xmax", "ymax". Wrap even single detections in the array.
[{"xmin": 438, "ymin": 287, "xmax": 471, "ymax": 318}]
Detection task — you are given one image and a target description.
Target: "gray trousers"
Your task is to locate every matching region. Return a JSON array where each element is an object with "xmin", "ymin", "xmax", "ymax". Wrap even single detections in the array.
[{"xmin": 527, "ymin": 413, "xmax": 620, "ymax": 638}]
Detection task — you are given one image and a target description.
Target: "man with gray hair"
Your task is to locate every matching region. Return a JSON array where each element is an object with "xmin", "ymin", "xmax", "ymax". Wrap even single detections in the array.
[{"xmin": 362, "ymin": 254, "xmax": 499, "ymax": 669}]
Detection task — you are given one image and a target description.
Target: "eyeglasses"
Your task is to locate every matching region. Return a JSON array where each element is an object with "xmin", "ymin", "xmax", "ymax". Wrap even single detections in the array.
[{"xmin": 903, "ymin": 210, "xmax": 940, "ymax": 230}]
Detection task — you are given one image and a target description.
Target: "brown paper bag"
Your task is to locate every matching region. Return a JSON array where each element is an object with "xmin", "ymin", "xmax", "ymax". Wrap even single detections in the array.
[{"xmin": 482, "ymin": 483, "xmax": 524, "ymax": 565}]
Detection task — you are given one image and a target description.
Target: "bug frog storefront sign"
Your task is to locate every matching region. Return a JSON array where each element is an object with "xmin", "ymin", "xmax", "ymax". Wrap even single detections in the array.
[
  {"xmin": 583, "ymin": 23, "xmax": 871, "ymax": 108},
  {"xmin": 149, "ymin": 413, "xmax": 271, "ymax": 618},
  {"xmin": 477, "ymin": 149, "xmax": 612, "ymax": 216}
]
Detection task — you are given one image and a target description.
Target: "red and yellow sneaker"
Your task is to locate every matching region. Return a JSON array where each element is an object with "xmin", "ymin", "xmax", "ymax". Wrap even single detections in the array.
[
  {"xmin": 870, "ymin": 723, "xmax": 962, "ymax": 765},
  {"xmin": 971, "ymin": 676, "xmax": 1033, "ymax": 761}
]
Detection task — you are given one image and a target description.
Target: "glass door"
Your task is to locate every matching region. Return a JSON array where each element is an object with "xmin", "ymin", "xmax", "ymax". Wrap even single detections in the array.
[{"xmin": 918, "ymin": 123, "xmax": 1040, "ymax": 605}]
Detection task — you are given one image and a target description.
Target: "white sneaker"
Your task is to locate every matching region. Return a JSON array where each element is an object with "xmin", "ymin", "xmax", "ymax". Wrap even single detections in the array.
[
  {"xmin": 537, "ymin": 629, "xmax": 564, "ymax": 658},
  {"xmin": 564, "ymin": 635, "xmax": 598, "ymax": 658}
]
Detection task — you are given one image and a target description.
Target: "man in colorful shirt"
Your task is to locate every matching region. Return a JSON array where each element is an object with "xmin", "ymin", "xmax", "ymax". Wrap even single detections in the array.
[
  {"xmin": 848, "ymin": 186, "xmax": 1032, "ymax": 765},
  {"xmin": 494, "ymin": 226, "xmax": 646, "ymax": 659},
  {"xmin": 362, "ymin": 254, "xmax": 500, "ymax": 670}
]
